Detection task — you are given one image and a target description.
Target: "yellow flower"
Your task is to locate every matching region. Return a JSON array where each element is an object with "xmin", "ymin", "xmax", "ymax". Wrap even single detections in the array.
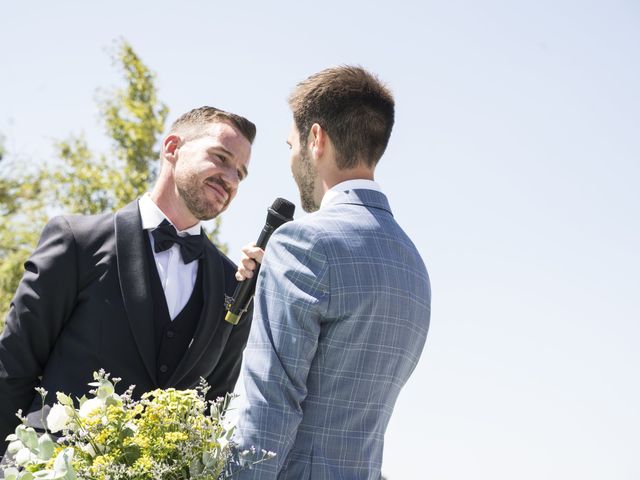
[
  {"xmin": 164, "ymin": 431, "xmax": 189, "ymax": 443},
  {"xmin": 132, "ymin": 454, "xmax": 153, "ymax": 473},
  {"xmin": 90, "ymin": 453, "xmax": 115, "ymax": 473},
  {"xmin": 4, "ymin": 371, "xmax": 275, "ymax": 478}
]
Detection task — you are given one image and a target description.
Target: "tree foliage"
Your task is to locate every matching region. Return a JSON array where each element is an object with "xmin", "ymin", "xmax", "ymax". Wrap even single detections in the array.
[
  {"xmin": 0, "ymin": 40, "xmax": 226, "ymax": 330},
  {"xmin": 51, "ymin": 41, "xmax": 169, "ymax": 215}
]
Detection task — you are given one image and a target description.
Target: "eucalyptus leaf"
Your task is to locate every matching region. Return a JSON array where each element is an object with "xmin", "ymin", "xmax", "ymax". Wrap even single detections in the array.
[
  {"xmin": 189, "ymin": 457, "xmax": 204, "ymax": 476},
  {"xmin": 37, "ymin": 434, "xmax": 56, "ymax": 460},
  {"xmin": 52, "ymin": 448, "xmax": 75, "ymax": 479},
  {"xmin": 16, "ymin": 425, "xmax": 38, "ymax": 451},
  {"xmin": 32, "ymin": 470, "xmax": 64, "ymax": 480},
  {"xmin": 55, "ymin": 393, "xmax": 73, "ymax": 407},
  {"xmin": 202, "ymin": 450, "xmax": 217, "ymax": 468},
  {"xmin": 96, "ymin": 379, "xmax": 114, "ymax": 399},
  {"xmin": 7, "ymin": 439, "xmax": 24, "ymax": 455},
  {"xmin": 15, "ymin": 447, "xmax": 35, "ymax": 466},
  {"xmin": 2, "ymin": 467, "xmax": 19, "ymax": 480}
]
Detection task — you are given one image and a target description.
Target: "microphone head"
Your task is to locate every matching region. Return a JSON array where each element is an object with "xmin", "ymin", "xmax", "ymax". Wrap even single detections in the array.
[{"xmin": 270, "ymin": 197, "xmax": 295, "ymax": 221}]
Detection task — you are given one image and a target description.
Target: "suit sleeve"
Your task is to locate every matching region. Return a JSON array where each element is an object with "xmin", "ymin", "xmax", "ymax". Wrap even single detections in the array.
[
  {"xmin": 234, "ymin": 224, "xmax": 329, "ymax": 478},
  {"xmin": 0, "ymin": 216, "xmax": 78, "ymax": 450}
]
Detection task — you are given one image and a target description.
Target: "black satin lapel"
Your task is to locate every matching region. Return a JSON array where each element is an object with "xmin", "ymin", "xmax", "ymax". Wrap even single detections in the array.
[
  {"xmin": 168, "ymin": 243, "xmax": 225, "ymax": 386},
  {"xmin": 114, "ymin": 201, "xmax": 157, "ymax": 385}
]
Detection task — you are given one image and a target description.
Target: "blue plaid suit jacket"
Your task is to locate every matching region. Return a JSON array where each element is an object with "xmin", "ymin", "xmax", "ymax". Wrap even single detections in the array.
[{"xmin": 235, "ymin": 189, "xmax": 430, "ymax": 479}]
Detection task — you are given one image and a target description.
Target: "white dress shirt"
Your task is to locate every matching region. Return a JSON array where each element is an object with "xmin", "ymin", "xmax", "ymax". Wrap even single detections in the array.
[
  {"xmin": 138, "ymin": 194, "xmax": 201, "ymax": 320},
  {"xmin": 319, "ymin": 179, "xmax": 383, "ymax": 210}
]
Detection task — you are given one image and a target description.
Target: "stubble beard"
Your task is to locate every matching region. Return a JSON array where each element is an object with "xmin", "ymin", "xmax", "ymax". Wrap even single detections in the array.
[
  {"xmin": 176, "ymin": 174, "xmax": 228, "ymax": 221},
  {"xmin": 295, "ymin": 148, "xmax": 320, "ymax": 213}
]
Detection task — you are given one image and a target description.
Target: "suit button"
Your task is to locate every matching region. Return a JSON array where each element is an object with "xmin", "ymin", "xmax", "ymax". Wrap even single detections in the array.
[
  {"xmin": 166, "ymin": 330, "xmax": 174, "ymax": 338},
  {"xmin": 159, "ymin": 364, "xmax": 169, "ymax": 373}
]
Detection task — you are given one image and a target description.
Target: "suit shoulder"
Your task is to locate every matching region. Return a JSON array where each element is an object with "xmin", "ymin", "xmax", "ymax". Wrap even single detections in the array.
[
  {"xmin": 271, "ymin": 208, "xmax": 366, "ymax": 250},
  {"xmin": 58, "ymin": 211, "xmax": 113, "ymax": 228},
  {"xmin": 46, "ymin": 211, "xmax": 114, "ymax": 246},
  {"xmin": 203, "ymin": 242, "xmax": 240, "ymax": 298},
  {"xmin": 267, "ymin": 219, "xmax": 320, "ymax": 253},
  {"xmin": 216, "ymin": 247, "xmax": 238, "ymax": 271},
  {"xmin": 273, "ymin": 212, "xmax": 326, "ymax": 240},
  {"xmin": 203, "ymin": 241, "xmax": 237, "ymax": 273}
]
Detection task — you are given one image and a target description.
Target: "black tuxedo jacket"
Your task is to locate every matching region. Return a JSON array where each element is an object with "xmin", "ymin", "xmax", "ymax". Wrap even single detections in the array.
[{"xmin": 0, "ymin": 200, "xmax": 252, "ymax": 449}]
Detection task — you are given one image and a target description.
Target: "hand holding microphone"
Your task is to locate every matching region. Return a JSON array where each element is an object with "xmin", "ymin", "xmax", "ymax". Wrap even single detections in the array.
[
  {"xmin": 235, "ymin": 244, "xmax": 265, "ymax": 282},
  {"xmin": 225, "ymin": 198, "xmax": 295, "ymax": 325}
]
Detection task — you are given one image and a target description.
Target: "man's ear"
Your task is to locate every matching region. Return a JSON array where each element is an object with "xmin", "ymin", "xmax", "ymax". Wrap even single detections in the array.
[
  {"xmin": 309, "ymin": 123, "xmax": 326, "ymax": 161},
  {"xmin": 162, "ymin": 134, "xmax": 181, "ymax": 164}
]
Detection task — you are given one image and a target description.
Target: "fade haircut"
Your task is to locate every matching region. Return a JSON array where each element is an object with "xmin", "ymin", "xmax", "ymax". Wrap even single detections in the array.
[
  {"xmin": 288, "ymin": 66, "xmax": 394, "ymax": 169},
  {"xmin": 169, "ymin": 106, "xmax": 257, "ymax": 144}
]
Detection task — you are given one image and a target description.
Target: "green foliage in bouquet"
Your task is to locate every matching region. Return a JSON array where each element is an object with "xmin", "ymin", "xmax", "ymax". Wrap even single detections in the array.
[{"xmin": 3, "ymin": 371, "xmax": 274, "ymax": 479}]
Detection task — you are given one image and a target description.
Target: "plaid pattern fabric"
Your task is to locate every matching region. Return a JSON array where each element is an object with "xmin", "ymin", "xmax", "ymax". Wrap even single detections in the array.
[{"xmin": 235, "ymin": 189, "xmax": 431, "ymax": 479}]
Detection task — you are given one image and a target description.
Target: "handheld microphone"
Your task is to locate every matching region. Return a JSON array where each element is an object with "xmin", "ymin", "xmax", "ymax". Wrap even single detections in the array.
[{"xmin": 225, "ymin": 198, "xmax": 295, "ymax": 325}]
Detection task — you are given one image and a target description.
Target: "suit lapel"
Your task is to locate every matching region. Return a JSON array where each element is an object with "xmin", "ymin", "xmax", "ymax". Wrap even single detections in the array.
[
  {"xmin": 167, "ymin": 239, "xmax": 226, "ymax": 386},
  {"xmin": 114, "ymin": 200, "xmax": 157, "ymax": 385}
]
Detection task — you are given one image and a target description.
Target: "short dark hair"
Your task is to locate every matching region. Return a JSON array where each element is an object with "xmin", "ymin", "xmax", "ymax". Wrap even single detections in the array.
[
  {"xmin": 288, "ymin": 66, "xmax": 394, "ymax": 169},
  {"xmin": 169, "ymin": 106, "xmax": 256, "ymax": 144}
]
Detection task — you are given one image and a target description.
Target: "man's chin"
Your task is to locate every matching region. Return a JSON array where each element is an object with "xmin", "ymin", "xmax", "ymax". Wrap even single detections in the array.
[
  {"xmin": 198, "ymin": 209, "xmax": 225, "ymax": 221},
  {"xmin": 190, "ymin": 202, "xmax": 227, "ymax": 221}
]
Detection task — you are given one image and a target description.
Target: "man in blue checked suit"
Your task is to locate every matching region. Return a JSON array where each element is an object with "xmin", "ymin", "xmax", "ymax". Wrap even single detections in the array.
[{"xmin": 235, "ymin": 66, "xmax": 431, "ymax": 479}]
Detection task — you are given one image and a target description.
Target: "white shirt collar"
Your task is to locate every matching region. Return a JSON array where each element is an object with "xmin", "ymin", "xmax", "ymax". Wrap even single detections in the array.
[
  {"xmin": 138, "ymin": 193, "xmax": 201, "ymax": 235},
  {"xmin": 319, "ymin": 179, "xmax": 382, "ymax": 210}
]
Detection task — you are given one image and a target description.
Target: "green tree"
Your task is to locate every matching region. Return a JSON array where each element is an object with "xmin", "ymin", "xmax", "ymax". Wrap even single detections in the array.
[
  {"xmin": 0, "ymin": 40, "xmax": 225, "ymax": 330},
  {"xmin": 51, "ymin": 42, "xmax": 168, "ymax": 215}
]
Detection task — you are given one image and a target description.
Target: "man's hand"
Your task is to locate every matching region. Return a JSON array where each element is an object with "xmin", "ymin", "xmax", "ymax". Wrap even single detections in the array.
[{"xmin": 236, "ymin": 243, "xmax": 265, "ymax": 281}]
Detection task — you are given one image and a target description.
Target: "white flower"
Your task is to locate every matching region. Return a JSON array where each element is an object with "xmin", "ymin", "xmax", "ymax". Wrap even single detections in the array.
[
  {"xmin": 81, "ymin": 442, "xmax": 97, "ymax": 458},
  {"xmin": 47, "ymin": 404, "xmax": 71, "ymax": 433},
  {"xmin": 79, "ymin": 397, "xmax": 104, "ymax": 419}
]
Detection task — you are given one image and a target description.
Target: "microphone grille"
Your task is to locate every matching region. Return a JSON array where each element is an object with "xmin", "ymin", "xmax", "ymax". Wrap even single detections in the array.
[{"xmin": 270, "ymin": 197, "xmax": 295, "ymax": 220}]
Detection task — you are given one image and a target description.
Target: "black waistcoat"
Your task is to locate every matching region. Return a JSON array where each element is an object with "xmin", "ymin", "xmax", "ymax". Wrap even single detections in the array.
[{"xmin": 143, "ymin": 234, "xmax": 204, "ymax": 388}]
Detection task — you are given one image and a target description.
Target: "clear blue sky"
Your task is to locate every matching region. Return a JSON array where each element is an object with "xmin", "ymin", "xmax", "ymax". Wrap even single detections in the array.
[{"xmin": 2, "ymin": 1, "xmax": 639, "ymax": 478}]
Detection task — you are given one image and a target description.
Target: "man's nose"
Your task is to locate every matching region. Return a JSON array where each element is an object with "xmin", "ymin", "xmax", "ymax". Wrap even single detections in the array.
[{"xmin": 221, "ymin": 167, "xmax": 239, "ymax": 187}]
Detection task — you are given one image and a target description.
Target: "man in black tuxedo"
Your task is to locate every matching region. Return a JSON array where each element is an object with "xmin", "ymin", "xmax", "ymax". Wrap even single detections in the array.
[{"xmin": 0, "ymin": 106, "xmax": 256, "ymax": 454}]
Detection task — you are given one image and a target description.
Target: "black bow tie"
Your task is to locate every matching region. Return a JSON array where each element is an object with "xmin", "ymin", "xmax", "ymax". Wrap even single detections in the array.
[{"xmin": 151, "ymin": 219, "xmax": 204, "ymax": 264}]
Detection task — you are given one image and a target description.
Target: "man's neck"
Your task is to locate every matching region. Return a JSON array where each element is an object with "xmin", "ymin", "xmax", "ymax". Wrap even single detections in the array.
[
  {"xmin": 149, "ymin": 188, "xmax": 199, "ymax": 232},
  {"xmin": 320, "ymin": 165, "xmax": 375, "ymax": 197}
]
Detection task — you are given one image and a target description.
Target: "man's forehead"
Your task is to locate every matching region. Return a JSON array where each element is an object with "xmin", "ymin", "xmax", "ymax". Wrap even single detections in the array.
[
  {"xmin": 188, "ymin": 122, "xmax": 251, "ymax": 150},
  {"xmin": 190, "ymin": 121, "xmax": 238, "ymax": 140}
]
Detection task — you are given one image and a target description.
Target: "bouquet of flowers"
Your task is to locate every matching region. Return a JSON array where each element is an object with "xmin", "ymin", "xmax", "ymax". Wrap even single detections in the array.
[{"xmin": 3, "ymin": 371, "xmax": 274, "ymax": 479}]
